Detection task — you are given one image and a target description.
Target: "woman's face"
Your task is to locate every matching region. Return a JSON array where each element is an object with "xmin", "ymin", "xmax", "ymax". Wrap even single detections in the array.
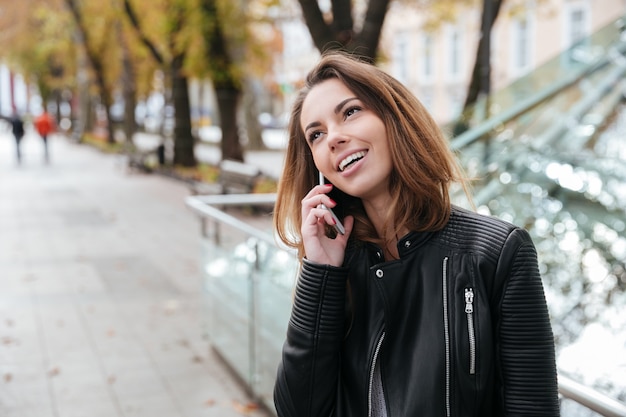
[{"xmin": 300, "ymin": 78, "xmax": 393, "ymax": 203}]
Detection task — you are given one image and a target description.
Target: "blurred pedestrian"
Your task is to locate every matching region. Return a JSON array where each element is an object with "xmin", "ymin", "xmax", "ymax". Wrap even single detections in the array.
[
  {"xmin": 1, "ymin": 113, "xmax": 25, "ymax": 164},
  {"xmin": 34, "ymin": 110, "xmax": 55, "ymax": 163}
]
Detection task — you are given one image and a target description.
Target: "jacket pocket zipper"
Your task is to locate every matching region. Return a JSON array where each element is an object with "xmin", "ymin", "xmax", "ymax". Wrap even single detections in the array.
[
  {"xmin": 368, "ymin": 331, "xmax": 386, "ymax": 417},
  {"xmin": 442, "ymin": 257, "xmax": 451, "ymax": 417},
  {"xmin": 464, "ymin": 287, "xmax": 476, "ymax": 375}
]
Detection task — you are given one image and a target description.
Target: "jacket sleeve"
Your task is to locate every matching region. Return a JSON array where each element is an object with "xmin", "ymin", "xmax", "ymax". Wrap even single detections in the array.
[
  {"xmin": 496, "ymin": 228, "xmax": 560, "ymax": 416},
  {"xmin": 273, "ymin": 259, "xmax": 348, "ymax": 417}
]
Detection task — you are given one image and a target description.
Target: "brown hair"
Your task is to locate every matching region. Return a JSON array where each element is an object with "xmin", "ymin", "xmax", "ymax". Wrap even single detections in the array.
[{"xmin": 274, "ymin": 52, "xmax": 470, "ymax": 259}]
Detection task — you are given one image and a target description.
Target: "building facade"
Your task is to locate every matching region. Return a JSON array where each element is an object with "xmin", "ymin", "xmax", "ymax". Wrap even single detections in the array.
[
  {"xmin": 273, "ymin": 0, "xmax": 625, "ymax": 125},
  {"xmin": 380, "ymin": 0, "xmax": 626, "ymax": 123}
]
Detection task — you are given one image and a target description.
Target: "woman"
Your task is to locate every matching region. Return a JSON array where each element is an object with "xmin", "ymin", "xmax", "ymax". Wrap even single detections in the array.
[{"xmin": 273, "ymin": 52, "xmax": 559, "ymax": 417}]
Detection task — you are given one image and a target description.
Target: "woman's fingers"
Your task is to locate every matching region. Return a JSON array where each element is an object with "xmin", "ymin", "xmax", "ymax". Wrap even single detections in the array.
[
  {"xmin": 303, "ymin": 206, "xmax": 331, "ymax": 228},
  {"xmin": 302, "ymin": 184, "xmax": 334, "ymax": 205},
  {"xmin": 300, "ymin": 184, "xmax": 351, "ymax": 266},
  {"xmin": 301, "ymin": 186, "xmax": 336, "ymax": 227}
]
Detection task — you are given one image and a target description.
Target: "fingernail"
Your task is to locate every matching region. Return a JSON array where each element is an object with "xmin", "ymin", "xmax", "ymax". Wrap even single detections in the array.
[
  {"xmin": 329, "ymin": 198, "xmax": 336, "ymax": 205},
  {"xmin": 332, "ymin": 218, "xmax": 337, "ymax": 224}
]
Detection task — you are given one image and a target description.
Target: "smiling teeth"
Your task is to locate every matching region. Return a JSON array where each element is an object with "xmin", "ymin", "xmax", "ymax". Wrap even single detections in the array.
[{"xmin": 339, "ymin": 151, "xmax": 367, "ymax": 172}]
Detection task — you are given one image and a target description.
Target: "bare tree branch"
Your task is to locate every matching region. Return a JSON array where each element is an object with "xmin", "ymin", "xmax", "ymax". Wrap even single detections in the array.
[
  {"xmin": 297, "ymin": 0, "xmax": 336, "ymax": 52},
  {"xmin": 122, "ymin": 0, "xmax": 165, "ymax": 64},
  {"xmin": 357, "ymin": 0, "xmax": 391, "ymax": 61}
]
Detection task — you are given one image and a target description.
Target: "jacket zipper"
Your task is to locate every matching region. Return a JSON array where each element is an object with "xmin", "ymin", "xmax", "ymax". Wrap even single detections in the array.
[
  {"xmin": 442, "ymin": 257, "xmax": 451, "ymax": 417},
  {"xmin": 465, "ymin": 287, "xmax": 476, "ymax": 375},
  {"xmin": 368, "ymin": 331, "xmax": 386, "ymax": 417}
]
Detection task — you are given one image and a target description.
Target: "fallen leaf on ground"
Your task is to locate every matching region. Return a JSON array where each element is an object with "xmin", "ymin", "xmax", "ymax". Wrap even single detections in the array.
[
  {"xmin": 231, "ymin": 400, "xmax": 259, "ymax": 414},
  {"xmin": 1, "ymin": 336, "xmax": 15, "ymax": 345}
]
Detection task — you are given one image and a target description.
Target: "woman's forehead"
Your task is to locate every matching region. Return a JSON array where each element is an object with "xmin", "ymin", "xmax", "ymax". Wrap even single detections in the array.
[{"xmin": 301, "ymin": 79, "xmax": 356, "ymax": 118}]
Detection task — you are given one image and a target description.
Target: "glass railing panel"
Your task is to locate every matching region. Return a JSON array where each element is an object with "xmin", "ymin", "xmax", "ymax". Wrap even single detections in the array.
[
  {"xmin": 201, "ymin": 221, "xmax": 259, "ymax": 388},
  {"xmin": 254, "ymin": 240, "xmax": 298, "ymax": 409},
  {"xmin": 189, "ymin": 194, "xmax": 296, "ymax": 413}
]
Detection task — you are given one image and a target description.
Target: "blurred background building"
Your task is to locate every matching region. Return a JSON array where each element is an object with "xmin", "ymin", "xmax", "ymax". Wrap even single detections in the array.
[{"xmin": 1, "ymin": 0, "xmax": 623, "ymax": 129}]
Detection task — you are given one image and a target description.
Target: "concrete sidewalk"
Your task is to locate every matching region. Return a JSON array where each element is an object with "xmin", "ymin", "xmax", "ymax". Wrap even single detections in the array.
[{"xmin": 0, "ymin": 130, "xmax": 274, "ymax": 417}]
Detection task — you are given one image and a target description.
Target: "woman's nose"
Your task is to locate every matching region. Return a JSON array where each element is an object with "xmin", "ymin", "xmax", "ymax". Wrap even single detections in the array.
[{"xmin": 326, "ymin": 128, "xmax": 347, "ymax": 151}]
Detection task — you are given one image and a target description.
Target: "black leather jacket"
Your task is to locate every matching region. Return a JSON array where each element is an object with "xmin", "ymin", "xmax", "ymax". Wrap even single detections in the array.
[{"xmin": 274, "ymin": 206, "xmax": 560, "ymax": 417}]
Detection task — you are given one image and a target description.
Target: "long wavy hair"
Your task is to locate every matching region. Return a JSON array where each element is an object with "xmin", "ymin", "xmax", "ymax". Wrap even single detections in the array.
[{"xmin": 274, "ymin": 52, "xmax": 471, "ymax": 260}]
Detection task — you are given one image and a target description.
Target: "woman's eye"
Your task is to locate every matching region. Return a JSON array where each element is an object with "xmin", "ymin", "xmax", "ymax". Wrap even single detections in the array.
[
  {"xmin": 308, "ymin": 131, "xmax": 322, "ymax": 143},
  {"xmin": 344, "ymin": 106, "xmax": 361, "ymax": 118}
]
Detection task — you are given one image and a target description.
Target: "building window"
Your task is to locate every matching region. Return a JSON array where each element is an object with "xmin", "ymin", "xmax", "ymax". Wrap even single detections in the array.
[
  {"xmin": 563, "ymin": 1, "xmax": 591, "ymax": 49},
  {"xmin": 569, "ymin": 8, "xmax": 586, "ymax": 45},
  {"xmin": 421, "ymin": 34, "xmax": 434, "ymax": 82},
  {"xmin": 563, "ymin": 2, "xmax": 591, "ymax": 66},
  {"xmin": 393, "ymin": 32, "xmax": 410, "ymax": 84},
  {"xmin": 448, "ymin": 27, "xmax": 461, "ymax": 79},
  {"xmin": 450, "ymin": 28, "xmax": 461, "ymax": 77},
  {"xmin": 516, "ymin": 18, "xmax": 529, "ymax": 68},
  {"xmin": 511, "ymin": 14, "xmax": 533, "ymax": 74}
]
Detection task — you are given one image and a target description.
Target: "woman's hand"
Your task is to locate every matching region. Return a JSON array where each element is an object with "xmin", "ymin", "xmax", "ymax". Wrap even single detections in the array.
[{"xmin": 301, "ymin": 184, "xmax": 354, "ymax": 267}]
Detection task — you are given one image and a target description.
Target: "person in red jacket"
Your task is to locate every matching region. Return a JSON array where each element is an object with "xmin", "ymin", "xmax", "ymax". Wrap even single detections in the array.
[{"xmin": 34, "ymin": 110, "xmax": 55, "ymax": 163}]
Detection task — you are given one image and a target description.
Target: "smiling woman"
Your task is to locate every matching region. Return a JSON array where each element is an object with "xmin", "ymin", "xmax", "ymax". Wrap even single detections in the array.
[{"xmin": 272, "ymin": 52, "xmax": 560, "ymax": 417}]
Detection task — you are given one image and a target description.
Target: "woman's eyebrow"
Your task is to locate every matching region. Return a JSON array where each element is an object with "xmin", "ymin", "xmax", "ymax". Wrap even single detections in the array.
[
  {"xmin": 334, "ymin": 97, "xmax": 358, "ymax": 114},
  {"xmin": 304, "ymin": 121, "xmax": 320, "ymax": 132},
  {"xmin": 304, "ymin": 97, "xmax": 359, "ymax": 132}
]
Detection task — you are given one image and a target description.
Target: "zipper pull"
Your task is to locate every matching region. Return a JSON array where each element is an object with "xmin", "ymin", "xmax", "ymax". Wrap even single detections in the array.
[{"xmin": 464, "ymin": 288, "xmax": 474, "ymax": 313}]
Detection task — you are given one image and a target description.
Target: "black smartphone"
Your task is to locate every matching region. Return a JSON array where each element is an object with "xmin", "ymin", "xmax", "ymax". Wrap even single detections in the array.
[{"xmin": 318, "ymin": 171, "xmax": 345, "ymax": 235}]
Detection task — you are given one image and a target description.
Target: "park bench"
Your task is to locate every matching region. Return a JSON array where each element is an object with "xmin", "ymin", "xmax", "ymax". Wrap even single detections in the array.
[
  {"xmin": 190, "ymin": 159, "xmax": 261, "ymax": 195},
  {"xmin": 126, "ymin": 144, "xmax": 165, "ymax": 173}
]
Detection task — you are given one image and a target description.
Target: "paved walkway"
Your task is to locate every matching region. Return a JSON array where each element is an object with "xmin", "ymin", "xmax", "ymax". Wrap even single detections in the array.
[{"xmin": 0, "ymin": 128, "xmax": 276, "ymax": 417}]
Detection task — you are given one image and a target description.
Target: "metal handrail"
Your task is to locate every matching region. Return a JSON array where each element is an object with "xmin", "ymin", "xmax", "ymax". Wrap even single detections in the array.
[
  {"xmin": 186, "ymin": 193, "xmax": 626, "ymax": 416},
  {"xmin": 559, "ymin": 375, "xmax": 626, "ymax": 417},
  {"xmin": 186, "ymin": 193, "xmax": 278, "ymax": 245}
]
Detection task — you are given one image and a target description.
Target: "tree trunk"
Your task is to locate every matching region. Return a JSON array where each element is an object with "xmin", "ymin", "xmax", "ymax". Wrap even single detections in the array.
[
  {"xmin": 217, "ymin": 88, "xmax": 244, "ymax": 161},
  {"xmin": 171, "ymin": 59, "xmax": 196, "ymax": 167},
  {"xmin": 123, "ymin": 80, "xmax": 137, "ymax": 145},
  {"xmin": 454, "ymin": 0, "xmax": 503, "ymax": 136},
  {"xmin": 199, "ymin": 0, "xmax": 244, "ymax": 162},
  {"xmin": 297, "ymin": 0, "xmax": 391, "ymax": 62},
  {"xmin": 124, "ymin": 0, "xmax": 195, "ymax": 166},
  {"xmin": 242, "ymin": 80, "xmax": 265, "ymax": 151},
  {"xmin": 65, "ymin": 0, "xmax": 115, "ymax": 144},
  {"xmin": 461, "ymin": 0, "xmax": 503, "ymax": 112},
  {"xmin": 119, "ymin": 22, "xmax": 137, "ymax": 145},
  {"xmin": 95, "ymin": 71, "xmax": 115, "ymax": 144},
  {"xmin": 103, "ymin": 101, "xmax": 115, "ymax": 144}
]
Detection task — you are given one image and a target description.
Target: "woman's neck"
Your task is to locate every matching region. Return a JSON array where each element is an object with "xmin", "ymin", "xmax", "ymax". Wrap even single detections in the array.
[
  {"xmin": 363, "ymin": 195, "xmax": 407, "ymax": 260},
  {"xmin": 362, "ymin": 197, "xmax": 388, "ymax": 239}
]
